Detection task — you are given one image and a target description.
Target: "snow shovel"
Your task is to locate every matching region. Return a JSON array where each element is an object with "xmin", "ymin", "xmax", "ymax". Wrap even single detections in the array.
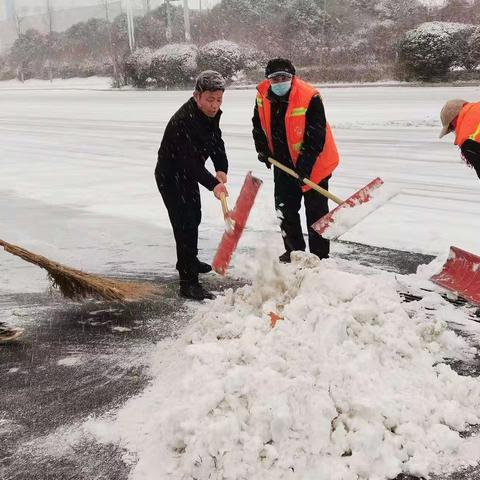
[
  {"xmin": 212, "ymin": 172, "xmax": 263, "ymax": 275},
  {"xmin": 268, "ymin": 157, "xmax": 393, "ymax": 240},
  {"xmin": 431, "ymin": 246, "xmax": 480, "ymax": 307}
]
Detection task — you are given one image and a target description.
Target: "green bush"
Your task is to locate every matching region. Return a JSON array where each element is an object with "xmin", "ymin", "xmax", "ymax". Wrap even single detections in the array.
[
  {"xmin": 397, "ymin": 22, "xmax": 475, "ymax": 81},
  {"xmin": 469, "ymin": 26, "xmax": 480, "ymax": 70},
  {"xmin": 197, "ymin": 40, "xmax": 244, "ymax": 80},
  {"xmin": 150, "ymin": 43, "xmax": 198, "ymax": 88},
  {"xmin": 123, "ymin": 48, "xmax": 154, "ymax": 87}
]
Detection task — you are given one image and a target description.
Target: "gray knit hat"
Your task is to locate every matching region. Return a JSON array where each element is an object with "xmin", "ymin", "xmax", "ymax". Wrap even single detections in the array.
[
  {"xmin": 195, "ymin": 70, "xmax": 226, "ymax": 92},
  {"xmin": 439, "ymin": 99, "xmax": 468, "ymax": 138}
]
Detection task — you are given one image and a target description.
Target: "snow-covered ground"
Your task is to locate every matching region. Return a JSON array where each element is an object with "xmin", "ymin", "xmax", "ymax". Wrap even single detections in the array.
[
  {"xmin": 1, "ymin": 78, "xmax": 480, "ymax": 479},
  {"xmin": 1, "ymin": 78, "xmax": 478, "ymax": 282}
]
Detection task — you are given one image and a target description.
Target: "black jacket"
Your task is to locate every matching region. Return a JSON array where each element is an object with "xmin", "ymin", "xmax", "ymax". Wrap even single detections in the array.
[
  {"xmin": 461, "ymin": 139, "xmax": 480, "ymax": 179},
  {"xmin": 252, "ymin": 87, "xmax": 327, "ymax": 177},
  {"xmin": 156, "ymin": 97, "xmax": 228, "ymax": 191}
]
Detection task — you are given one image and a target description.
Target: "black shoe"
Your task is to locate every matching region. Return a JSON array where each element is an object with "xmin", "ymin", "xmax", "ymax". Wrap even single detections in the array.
[
  {"xmin": 197, "ymin": 260, "xmax": 212, "ymax": 274},
  {"xmin": 180, "ymin": 282, "xmax": 215, "ymax": 301},
  {"xmin": 278, "ymin": 251, "xmax": 291, "ymax": 264}
]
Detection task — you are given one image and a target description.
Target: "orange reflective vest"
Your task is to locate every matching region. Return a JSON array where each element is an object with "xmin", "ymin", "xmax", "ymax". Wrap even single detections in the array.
[
  {"xmin": 455, "ymin": 102, "xmax": 480, "ymax": 146},
  {"xmin": 256, "ymin": 77, "xmax": 339, "ymax": 191}
]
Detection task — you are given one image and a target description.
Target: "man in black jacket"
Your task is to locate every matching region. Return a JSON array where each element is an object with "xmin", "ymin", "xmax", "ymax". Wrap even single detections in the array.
[
  {"xmin": 252, "ymin": 58, "xmax": 338, "ymax": 263},
  {"xmin": 155, "ymin": 71, "xmax": 229, "ymax": 301}
]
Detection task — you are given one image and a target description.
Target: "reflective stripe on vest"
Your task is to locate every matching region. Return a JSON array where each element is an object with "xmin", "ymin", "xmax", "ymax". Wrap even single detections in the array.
[
  {"xmin": 469, "ymin": 122, "xmax": 480, "ymax": 141},
  {"xmin": 290, "ymin": 107, "xmax": 308, "ymax": 117}
]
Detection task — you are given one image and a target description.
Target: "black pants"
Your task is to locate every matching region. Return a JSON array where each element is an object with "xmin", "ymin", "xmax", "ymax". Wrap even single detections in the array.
[
  {"xmin": 466, "ymin": 154, "xmax": 480, "ymax": 179},
  {"xmin": 462, "ymin": 140, "xmax": 480, "ymax": 180},
  {"xmin": 156, "ymin": 174, "xmax": 201, "ymax": 285},
  {"xmin": 274, "ymin": 170, "xmax": 330, "ymax": 259}
]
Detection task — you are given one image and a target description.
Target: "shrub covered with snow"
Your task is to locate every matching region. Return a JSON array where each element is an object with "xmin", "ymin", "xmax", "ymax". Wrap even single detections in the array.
[
  {"xmin": 469, "ymin": 26, "xmax": 480, "ymax": 70},
  {"xmin": 197, "ymin": 40, "xmax": 244, "ymax": 80},
  {"xmin": 150, "ymin": 43, "xmax": 198, "ymax": 88},
  {"xmin": 123, "ymin": 47, "xmax": 154, "ymax": 88},
  {"xmin": 0, "ymin": 55, "xmax": 15, "ymax": 81},
  {"xmin": 240, "ymin": 44, "xmax": 267, "ymax": 72},
  {"xmin": 398, "ymin": 22, "xmax": 476, "ymax": 80}
]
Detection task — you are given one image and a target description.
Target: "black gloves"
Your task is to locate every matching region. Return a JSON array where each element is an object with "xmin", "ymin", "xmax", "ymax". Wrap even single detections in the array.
[
  {"xmin": 295, "ymin": 159, "xmax": 312, "ymax": 183},
  {"xmin": 258, "ymin": 153, "xmax": 272, "ymax": 169}
]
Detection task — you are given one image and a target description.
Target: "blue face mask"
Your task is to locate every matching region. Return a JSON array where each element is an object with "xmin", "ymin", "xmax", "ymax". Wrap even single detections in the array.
[{"xmin": 271, "ymin": 80, "xmax": 292, "ymax": 97}]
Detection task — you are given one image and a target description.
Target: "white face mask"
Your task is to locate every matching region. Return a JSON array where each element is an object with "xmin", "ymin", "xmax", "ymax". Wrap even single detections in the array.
[{"xmin": 271, "ymin": 80, "xmax": 292, "ymax": 96}]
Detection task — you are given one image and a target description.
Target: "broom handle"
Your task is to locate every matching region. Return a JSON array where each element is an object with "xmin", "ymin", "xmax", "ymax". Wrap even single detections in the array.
[{"xmin": 268, "ymin": 157, "xmax": 344, "ymax": 205}]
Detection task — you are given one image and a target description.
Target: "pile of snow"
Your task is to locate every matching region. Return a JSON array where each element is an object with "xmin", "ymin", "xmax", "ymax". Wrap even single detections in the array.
[{"xmin": 86, "ymin": 251, "xmax": 480, "ymax": 480}]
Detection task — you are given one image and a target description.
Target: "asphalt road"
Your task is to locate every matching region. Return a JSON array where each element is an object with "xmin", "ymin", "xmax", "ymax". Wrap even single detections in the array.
[{"xmin": 0, "ymin": 244, "xmax": 479, "ymax": 480}]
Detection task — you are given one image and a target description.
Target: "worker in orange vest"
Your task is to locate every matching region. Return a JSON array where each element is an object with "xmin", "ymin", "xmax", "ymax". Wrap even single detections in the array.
[
  {"xmin": 252, "ymin": 58, "xmax": 339, "ymax": 262},
  {"xmin": 439, "ymin": 99, "xmax": 480, "ymax": 179}
]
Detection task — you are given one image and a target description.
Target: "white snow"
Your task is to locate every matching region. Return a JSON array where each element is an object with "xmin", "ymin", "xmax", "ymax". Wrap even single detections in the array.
[
  {"xmin": 85, "ymin": 252, "xmax": 480, "ymax": 480},
  {"xmin": 0, "ymin": 80, "xmax": 479, "ymax": 291},
  {"xmin": 57, "ymin": 356, "xmax": 84, "ymax": 367}
]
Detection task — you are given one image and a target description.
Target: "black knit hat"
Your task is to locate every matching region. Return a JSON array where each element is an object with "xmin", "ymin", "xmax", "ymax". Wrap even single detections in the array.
[{"xmin": 265, "ymin": 58, "xmax": 296, "ymax": 78}]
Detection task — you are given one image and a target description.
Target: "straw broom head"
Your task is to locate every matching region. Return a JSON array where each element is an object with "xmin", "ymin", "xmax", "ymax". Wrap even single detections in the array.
[{"xmin": 0, "ymin": 239, "xmax": 159, "ymax": 302}]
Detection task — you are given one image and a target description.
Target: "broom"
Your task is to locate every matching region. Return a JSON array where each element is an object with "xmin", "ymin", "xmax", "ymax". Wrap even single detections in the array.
[{"xmin": 0, "ymin": 239, "xmax": 159, "ymax": 301}]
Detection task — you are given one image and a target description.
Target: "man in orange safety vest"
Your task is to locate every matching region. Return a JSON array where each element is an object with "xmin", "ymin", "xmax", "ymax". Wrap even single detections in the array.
[
  {"xmin": 252, "ymin": 58, "xmax": 339, "ymax": 262},
  {"xmin": 439, "ymin": 99, "xmax": 480, "ymax": 179}
]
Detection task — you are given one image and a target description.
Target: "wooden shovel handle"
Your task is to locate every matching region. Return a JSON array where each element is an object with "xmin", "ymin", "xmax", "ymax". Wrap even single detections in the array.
[
  {"xmin": 220, "ymin": 192, "xmax": 230, "ymax": 218},
  {"xmin": 267, "ymin": 157, "xmax": 344, "ymax": 205}
]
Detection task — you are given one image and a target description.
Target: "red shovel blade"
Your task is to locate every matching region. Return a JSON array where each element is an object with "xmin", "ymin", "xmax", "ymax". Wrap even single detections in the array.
[
  {"xmin": 212, "ymin": 172, "xmax": 263, "ymax": 275},
  {"xmin": 431, "ymin": 246, "xmax": 480, "ymax": 306},
  {"xmin": 311, "ymin": 177, "xmax": 389, "ymax": 240}
]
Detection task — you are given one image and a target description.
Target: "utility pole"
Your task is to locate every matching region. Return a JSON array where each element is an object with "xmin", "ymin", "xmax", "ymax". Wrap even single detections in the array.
[
  {"xmin": 45, "ymin": 0, "xmax": 54, "ymax": 82},
  {"xmin": 183, "ymin": 0, "xmax": 191, "ymax": 42},
  {"xmin": 126, "ymin": 0, "xmax": 135, "ymax": 52},
  {"xmin": 165, "ymin": 0, "xmax": 172, "ymax": 42},
  {"xmin": 320, "ymin": 0, "xmax": 327, "ymax": 65},
  {"xmin": 104, "ymin": 0, "xmax": 121, "ymax": 87},
  {"xmin": 46, "ymin": 0, "xmax": 54, "ymax": 33},
  {"xmin": 199, "ymin": 0, "xmax": 202, "ymax": 12},
  {"xmin": 144, "ymin": 0, "xmax": 151, "ymax": 12}
]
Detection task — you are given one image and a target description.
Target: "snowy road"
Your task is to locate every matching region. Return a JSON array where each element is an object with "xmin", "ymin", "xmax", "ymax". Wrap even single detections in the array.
[
  {"xmin": 1, "ymin": 79, "xmax": 480, "ymax": 480},
  {"xmin": 0, "ymin": 81, "xmax": 479, "ymax": 296}
]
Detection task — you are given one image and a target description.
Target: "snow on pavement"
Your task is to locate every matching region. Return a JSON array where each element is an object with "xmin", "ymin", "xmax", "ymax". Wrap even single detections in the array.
[
  {"xmin": 84, "ymin": 252, "xmax": 480, "ymax": 480},
  {"xmin": 1, "ymin": 79, "xmax": 480, "ymax": 478},
  {"xmin": 0, "ymin": 79, "xmax": 479, "ymax": 285}
]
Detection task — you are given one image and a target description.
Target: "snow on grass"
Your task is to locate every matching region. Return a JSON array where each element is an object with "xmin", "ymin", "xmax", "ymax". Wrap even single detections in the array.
[{"xmin": 86, "ymin": 251, "xmax": 480, "ymax": 480}]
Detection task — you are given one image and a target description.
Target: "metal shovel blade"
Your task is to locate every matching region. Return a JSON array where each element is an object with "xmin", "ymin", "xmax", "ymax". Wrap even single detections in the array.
[
  {"xmin": 311, "ymin": 177, "xmax": 390, "ymax": 240},
  {"xmin": 212, "ymin": 172, "xmax": 263, "ymax": 275},
  {"xmin": 431, "ymin": 246, "xmax": 480, "ymax": 306}
]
